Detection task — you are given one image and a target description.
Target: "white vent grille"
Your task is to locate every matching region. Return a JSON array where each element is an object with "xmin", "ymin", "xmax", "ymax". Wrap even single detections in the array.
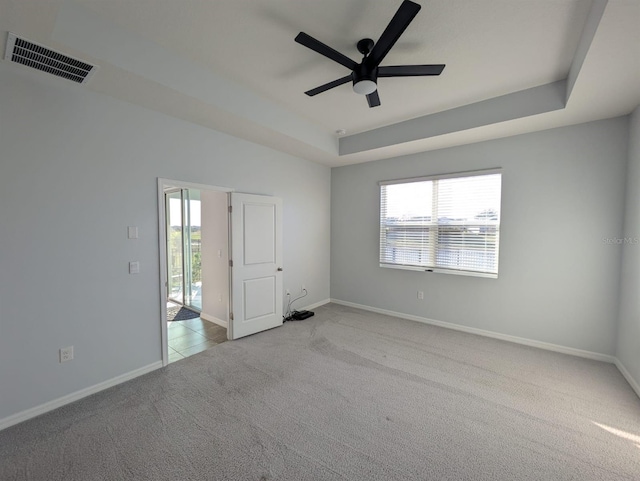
[{"xmin": 4, "ymin": 33, "xmax": 97, "ymax": 84}]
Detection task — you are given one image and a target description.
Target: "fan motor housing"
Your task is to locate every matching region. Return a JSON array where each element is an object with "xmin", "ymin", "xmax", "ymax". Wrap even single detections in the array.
[{"xmin": 353, "ymin": 63, "xmax": 378, "ymax": 86}]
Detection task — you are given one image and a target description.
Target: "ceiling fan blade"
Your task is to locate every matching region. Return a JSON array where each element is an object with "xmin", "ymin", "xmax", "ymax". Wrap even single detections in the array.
[
  {"xmin": 365, "ymin": 0, "xmax": 421, "ymax": 68},
  {"xmin": 378, "ymin": 64, "xmax": 445, "ymax": 77},
  {"xmin": 305, "ymin": 75, "xmax": 352, "ymax": 96},
  {"xmin": 367, "ymin": 90, "xmax": 381, "ymax": 108},
  {"xmin": 295, "ymin": 32, "xmax": 358, "ymax": 71}
]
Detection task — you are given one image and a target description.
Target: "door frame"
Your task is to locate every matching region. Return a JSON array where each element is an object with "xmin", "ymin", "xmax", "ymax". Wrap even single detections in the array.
[
  {"xmin": 157, "ymin": 178, "xmax": 233, "ymax": 366},
  {"xmin": 164, "ymin": 188, "xmax": 187, "ymax": 307}
]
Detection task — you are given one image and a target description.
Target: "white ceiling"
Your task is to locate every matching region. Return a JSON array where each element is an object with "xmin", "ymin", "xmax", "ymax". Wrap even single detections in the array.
[{"xmin": 1, "ymin": 0, "xmax": 639, "ymax": 166}]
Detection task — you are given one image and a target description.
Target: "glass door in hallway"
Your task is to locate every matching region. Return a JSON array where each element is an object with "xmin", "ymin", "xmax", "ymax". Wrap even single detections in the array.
[{"xmin": 165, "ymin": 188, "xmax": 202, "ymax": 311}]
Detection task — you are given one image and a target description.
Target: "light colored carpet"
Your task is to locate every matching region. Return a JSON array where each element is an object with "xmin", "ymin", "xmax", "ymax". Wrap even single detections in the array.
[{"xmin": 1, "ymin": 303, "xmax": 639, "ymax": 480}]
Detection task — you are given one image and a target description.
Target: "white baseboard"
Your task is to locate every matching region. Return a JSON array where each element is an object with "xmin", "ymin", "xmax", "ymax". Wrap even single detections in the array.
[
  {"xmin": 303, "ymin": 298, "xmax": 331, "ymax": 311},
  {"xmin": 614, "ymin": 358, "xmax": 640, "ymax": 399},
  {"xmin": 200, "ymin": 312, "xmax": 228, "ymax": 329},
  {"xmin": 0, "ymin": 361, "xmax": 163, "ymax": 432},
  {"xmin": 201, "ymin": 302, "xmax": 331, "ymax": 328},
  {"xmin": 330, "ymin": 299, "xmax": 616, "ymax": 364}
]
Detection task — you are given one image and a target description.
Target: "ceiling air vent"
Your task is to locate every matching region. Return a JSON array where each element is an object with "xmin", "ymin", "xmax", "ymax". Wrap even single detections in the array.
[{"xmin": 4, "ymin": 32, "xmax": 97, "ymax": 84}]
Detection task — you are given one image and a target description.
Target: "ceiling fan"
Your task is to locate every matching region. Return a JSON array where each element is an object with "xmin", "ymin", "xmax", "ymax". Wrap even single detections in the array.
[{"xmin": 295, "ymin": 0, "xmax": 445, "ymax": 108}]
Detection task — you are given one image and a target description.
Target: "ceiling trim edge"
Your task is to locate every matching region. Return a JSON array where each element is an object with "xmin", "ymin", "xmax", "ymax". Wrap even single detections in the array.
[{"xmin": 339, "ymin": 0, "xmax": 608, "ymax": 156}]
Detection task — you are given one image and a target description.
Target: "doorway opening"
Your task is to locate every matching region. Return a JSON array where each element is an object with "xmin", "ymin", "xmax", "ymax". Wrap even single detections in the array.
[
  {"xmin": 158, "ymin": 179, "xmax": 232, "ymax": 365},
  {"xmin": 158, "ymin": 179, "xmax": 285, "ymax": 365}
]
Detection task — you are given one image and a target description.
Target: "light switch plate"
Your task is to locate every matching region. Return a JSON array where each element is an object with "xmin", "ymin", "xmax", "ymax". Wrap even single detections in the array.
[
  {"xmin": 129, "ymin": 261, "xmax": 140, "ymax": 274},
  {"xmin": 127, "ymin": 226, "xmax": 138, "ymax": 239}
]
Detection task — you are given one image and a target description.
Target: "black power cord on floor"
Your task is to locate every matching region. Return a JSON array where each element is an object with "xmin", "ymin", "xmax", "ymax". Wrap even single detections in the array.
[{"xmin": 284, "ymin": 289, "xmax": 310, "ymax": 322}]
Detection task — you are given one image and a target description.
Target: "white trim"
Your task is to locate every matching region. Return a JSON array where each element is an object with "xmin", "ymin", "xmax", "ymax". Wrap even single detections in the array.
[
  {"xmin": 330, "ymin": 299, "xmax": 615, "ymax": 363},
  {"xmin": 158, "ymin": 178, "xmax": 233, "ymax": 194},
  {"xmin": 200, "ymin": 312, "xmax": 228, "ymax": 329},
  {"xmin": 0, "ymin": 361, "xmax": 163, "ymax": 432},
  {"xmin": 379, "ymin": 168, "xmax": 502, "ymax": 186},
  {"xmin": 302, "ymin": 298, "xmax": 331, "ymax": 311},
  {"xmin": 157, "ymin": 179, "xmax": 169, "ymax": 366},
  {"xmin": 614, "ymin": 358, "xmax": 640, "ymax": 400},
  {"xmin": 380, "ymin": 263, "xmax": 498, "ymax": 279}
]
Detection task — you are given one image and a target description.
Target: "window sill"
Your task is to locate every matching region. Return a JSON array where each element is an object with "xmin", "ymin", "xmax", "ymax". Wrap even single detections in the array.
[{"xmin": 379, "ymin": 263, "xmax": 498, "ymax": 279}]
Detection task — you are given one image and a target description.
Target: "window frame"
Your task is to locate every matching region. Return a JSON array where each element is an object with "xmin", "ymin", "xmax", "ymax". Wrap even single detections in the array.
[{"xmin": 379, "ymin": 168, "xmax": 502, "ymax": 279}]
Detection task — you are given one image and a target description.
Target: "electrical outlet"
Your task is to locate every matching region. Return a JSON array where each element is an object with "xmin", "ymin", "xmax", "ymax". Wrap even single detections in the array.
[
  {"xmin": 417, "ymin": 291, "xmax": 424, "ymax": 300},
  {"xmin": 60, "ymin": 346, "xmax": 74, "ymax": 363},
  {"xmin": 301, "ymin": 284, "xmax": 306, "ymax": 292}
]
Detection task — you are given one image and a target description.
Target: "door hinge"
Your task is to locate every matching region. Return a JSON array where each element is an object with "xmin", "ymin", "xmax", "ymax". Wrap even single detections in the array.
[
  {"xmin": 228, "ymin": 205, "xmax": 232, "ymax": 213},
  {"xmin": 229, "ymin": 260, "xmax": 233, "ymax": 267},
  {"xmin": 230, "ymin": 312, "xmax": 234, "ymax": 321}
]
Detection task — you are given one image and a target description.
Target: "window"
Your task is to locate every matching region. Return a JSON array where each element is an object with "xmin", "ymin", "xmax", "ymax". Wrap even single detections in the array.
[{"xmin": 379, "ymin": 169, "xmax": 502, "ymax": 278}]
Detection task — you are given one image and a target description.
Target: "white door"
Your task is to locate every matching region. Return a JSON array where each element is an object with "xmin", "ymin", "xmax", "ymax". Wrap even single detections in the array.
[{"xmin": 229, "ymin": 193, "xmax": 283, "ymax": 340}]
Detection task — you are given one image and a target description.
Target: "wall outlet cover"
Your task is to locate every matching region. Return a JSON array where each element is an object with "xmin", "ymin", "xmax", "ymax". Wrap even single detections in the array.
[{"xmin": 60, "ymin": 346, "xmax": 74, "ymax": 363}]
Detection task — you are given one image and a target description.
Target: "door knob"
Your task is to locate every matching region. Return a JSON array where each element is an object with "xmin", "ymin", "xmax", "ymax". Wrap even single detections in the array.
[{"xmin": 277, "ymin": 267, "xmax": 283, "ymax": 271}]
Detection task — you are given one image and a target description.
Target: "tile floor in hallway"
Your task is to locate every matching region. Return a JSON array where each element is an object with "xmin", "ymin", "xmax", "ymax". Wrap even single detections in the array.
[{"xmin": 168, "ymin": 317, "xmax": 228, "ymax": 363}]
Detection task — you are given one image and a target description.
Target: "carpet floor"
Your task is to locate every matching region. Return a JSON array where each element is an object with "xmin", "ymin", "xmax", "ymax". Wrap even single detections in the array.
[{"xmin": 1, "ymin": 303, "xmax": 639, "ymax": 480}]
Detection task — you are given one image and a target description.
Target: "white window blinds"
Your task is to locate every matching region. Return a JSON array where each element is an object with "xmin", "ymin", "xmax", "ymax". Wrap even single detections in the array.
[{"xmin": 379, "ymin": 170, "xmax": 502, "ymax": 278}]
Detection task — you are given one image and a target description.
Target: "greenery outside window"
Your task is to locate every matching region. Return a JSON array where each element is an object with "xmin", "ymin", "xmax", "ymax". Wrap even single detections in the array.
[{"xmin": 379, "ymin": 169, "xmax": 502, "ymax": 278}]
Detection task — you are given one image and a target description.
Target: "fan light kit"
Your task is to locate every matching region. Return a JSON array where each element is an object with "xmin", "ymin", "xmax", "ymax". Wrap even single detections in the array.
[
  {"xmin": 353, "ymin": 79, "xmax": 377, "ymax": 95},
  {"xmin": 295, "ymin": 0, "xmax": 445, "ymax": 108}
]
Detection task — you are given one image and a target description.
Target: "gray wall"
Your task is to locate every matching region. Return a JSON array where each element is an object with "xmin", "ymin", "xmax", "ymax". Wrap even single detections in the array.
[
  {"xmin": 0, "ymin": 63, "xmax": 330, "ymax": 421},
  {"xmin": 616, "ymin": 105, "xmax": 640, "ymax": 386},
  {"xmin": 331, "ymin": 117, "xmax": 629, "ymax": 355},
  {"xmin": 201, "ymin": 189, "xmax": 230, "ymax": 323}
]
